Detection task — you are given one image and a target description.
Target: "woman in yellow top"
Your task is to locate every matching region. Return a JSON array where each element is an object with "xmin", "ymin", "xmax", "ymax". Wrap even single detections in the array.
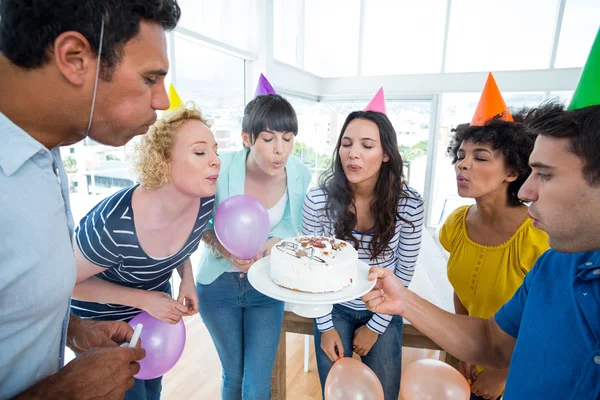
[{"xmin": 440, "ymin": 115, "xmax": 549, "ymax": 400}]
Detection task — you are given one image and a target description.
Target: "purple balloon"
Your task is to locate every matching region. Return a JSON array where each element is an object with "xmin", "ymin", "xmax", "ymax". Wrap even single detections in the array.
[
  {"xmin": 128, "ymin": 312, "xmax": 186, "ymax": 380},
  {"xmin": 214, "ymin": 195, "xmax": 270, "ymax": 259}
]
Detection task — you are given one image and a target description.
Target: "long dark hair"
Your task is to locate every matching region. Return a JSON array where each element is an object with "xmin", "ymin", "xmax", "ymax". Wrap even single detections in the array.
[{"xmin": 320, "ymin": 111, "xmax": 413, "ymax": 260}]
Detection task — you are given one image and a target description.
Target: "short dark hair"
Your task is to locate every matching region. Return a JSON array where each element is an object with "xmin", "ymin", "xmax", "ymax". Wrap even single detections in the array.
[
  {"xmin": 0, "ymin": 0, "xmax": 181, "ymax": 79},
  {"xmin": 524, "ymin": 101, "xmax": 600, "ymax": 186},
  {"xmin": 447, "ymin": 113, "xmax": 537, "ymax": 206},
  {"xmin": 242, "ymin": 94, "xmax": 298, "ymax": 144}
]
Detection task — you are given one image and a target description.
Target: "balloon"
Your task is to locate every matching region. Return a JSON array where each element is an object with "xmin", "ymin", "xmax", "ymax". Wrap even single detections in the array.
[
  {"xmin": 214, "ymin": 195, "xmax": 270, "ymax": 259},
  {"xmin": 401, "ymin": 359, "xmax": 470, "ymax": 400},
  {"xmin": 324, "ymin": 358, "xmax": 384, "ymax": 400},
  {"xmin": 128, "ymin": 312, "xmax": 186, "ymax": 380}
]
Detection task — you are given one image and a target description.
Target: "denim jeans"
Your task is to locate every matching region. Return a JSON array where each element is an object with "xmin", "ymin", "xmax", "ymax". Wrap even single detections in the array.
[
  {"xmin": 197, "ymin": 272, "xmax": 284, "ymax": 400},
  {"xmin": 124, "ymin": 377, "xmax": 162, "ymax": 400},
  {"xmin": 313, "ymin": 304, "xmax": 403, "ymax": 400}
]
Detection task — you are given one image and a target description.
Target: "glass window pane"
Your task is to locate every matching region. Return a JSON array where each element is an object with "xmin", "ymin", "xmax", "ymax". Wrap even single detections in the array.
[
  {"xmin": 555, "ymin": 0, "xmax": 600, "ymax": 68},
  {"xmin": 430, "ymin": 92, "xmax": 546, "ymax": 227},
  {"xmin": 178, "ymin": 0, "xmax": 258, "ymax": 52},
  {"xmin": 273, "ymin": 0, "xmax": 304, "ymax": 67},
  {"xmin": 362, "ymin": 0, "xmax": 446, "ymax": 75},
  {"xmin": 445, "ymin": 0, "xmax": 558, "ymax": 72},
  {"xmin": 549, "ymin": 90, "xmax": 573, "ymax": 106},
  {"xmin": 174, "ymin": 35, "xmax": 246, "ymax": 152},
  {"xmin": 304, "ymin": 0, "xmax": 361, "ymax": 77},
  {"xmin": 286, "ymin": 96, "xmax": 333, "ymax": 184}
]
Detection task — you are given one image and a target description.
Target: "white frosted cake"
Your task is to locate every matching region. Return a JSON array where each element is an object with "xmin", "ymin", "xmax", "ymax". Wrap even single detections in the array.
[{"xmin": 270, "ymin": 236, "xmax": 358, "ymax": 293}]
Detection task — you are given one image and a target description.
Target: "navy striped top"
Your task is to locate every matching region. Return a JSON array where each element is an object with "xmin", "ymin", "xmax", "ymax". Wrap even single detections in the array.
[
  {"xmin": 301, "ymin": 185, "xmax": 424, "ymax": 334},
  {"xmin": 70, "ymin": 185, "xmax": 214, "ymax": 321}
]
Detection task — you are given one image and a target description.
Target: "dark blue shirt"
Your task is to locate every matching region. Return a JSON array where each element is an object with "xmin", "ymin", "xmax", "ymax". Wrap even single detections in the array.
[
  {"xmin": 71, "ymin": 185, "xmax": 214, "ymax": 321},
  {"xmin": 495, "ymin": 249, "xmax": 600, "ymax": 399}
]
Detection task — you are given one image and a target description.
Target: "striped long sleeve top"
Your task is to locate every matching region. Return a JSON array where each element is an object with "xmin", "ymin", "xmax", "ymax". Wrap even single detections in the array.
[
  {"xmin": 301, "ymin": 185, "xmax": 424, "ymax": 334},
  {"xmin": 71, "ymin": 185, "xmax": 214, "ymax": 321}
]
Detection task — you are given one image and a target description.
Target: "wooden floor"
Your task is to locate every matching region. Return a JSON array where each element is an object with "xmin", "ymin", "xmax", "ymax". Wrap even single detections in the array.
[{"xmin": 162, "ymin": 315, "xmax": 440, "ymax": 400}]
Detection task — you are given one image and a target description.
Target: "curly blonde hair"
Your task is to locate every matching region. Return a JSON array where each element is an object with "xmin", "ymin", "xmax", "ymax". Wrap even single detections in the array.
[{"xmin": 133, "ymin": 103, "xmax": 210, "ymax": 190}]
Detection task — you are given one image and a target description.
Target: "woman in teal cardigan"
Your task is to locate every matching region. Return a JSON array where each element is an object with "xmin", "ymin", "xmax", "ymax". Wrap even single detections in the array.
[{"xmin": 196, "ymin": 94, "xmax": 311, "ymax": 400}]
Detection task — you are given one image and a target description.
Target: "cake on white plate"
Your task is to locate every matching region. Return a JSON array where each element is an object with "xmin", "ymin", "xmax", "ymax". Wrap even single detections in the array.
[{"xmin": 270, "ymin": 235, "xmax": 358, "ymax": 293}]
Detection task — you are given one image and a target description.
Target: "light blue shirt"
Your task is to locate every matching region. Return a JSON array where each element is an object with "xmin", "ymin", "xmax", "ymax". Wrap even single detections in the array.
[{"xmin": 0, "ymin": 112, "xmax": 76, "ymax": 399}]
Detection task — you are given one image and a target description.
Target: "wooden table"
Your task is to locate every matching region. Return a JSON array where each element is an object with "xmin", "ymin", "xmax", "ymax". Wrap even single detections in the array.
[{"xmin": 271, "ymin": 311, "xmax": 459, "ymax": 400}]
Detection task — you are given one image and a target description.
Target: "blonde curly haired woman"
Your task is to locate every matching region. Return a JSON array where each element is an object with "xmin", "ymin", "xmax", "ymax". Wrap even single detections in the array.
[{"xmin": 70, "ymin": 104, "xmax": 220, "ymax": 400}]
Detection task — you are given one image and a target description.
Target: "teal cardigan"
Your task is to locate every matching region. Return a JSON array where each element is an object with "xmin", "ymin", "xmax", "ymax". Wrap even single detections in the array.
[{"xmin": 196, "ymin": 148, "xmax": 312, "ymax": 284}]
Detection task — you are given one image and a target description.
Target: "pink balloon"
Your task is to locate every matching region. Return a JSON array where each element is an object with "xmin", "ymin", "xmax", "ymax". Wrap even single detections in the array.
[
  {"xmin": 401, "ymin": 359, "xmax": 470, "ymax": 400},
  {"xmin": 324, "ymin": 358, "xmax": 384, "ymax": 400},
  {"xmin": 128, "ymin": 312, "xmax": 186, "ymax": 380},
  {"xmin": 214, "ymin": 195, "xmax": 270, "ymax": 259}
]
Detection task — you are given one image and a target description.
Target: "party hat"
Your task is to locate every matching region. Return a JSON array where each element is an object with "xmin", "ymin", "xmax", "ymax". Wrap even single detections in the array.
[
  {"xmin": 471, "ymin": 73, "xmax": 513, "ymax": 126},
  {"xmin": 254, "ymin": 73, "xmax": 277, "ymax": 98},
  {"xmin": 165, "ymin": 83, "xmax": 183, "ymax": 113},
  {"xmin": 568, "ymin": 28, "xmax": 600, "ymax": 110},
  {"xmin": 364, "ymin": 87, "xmax": 386, "ymax": 115}
]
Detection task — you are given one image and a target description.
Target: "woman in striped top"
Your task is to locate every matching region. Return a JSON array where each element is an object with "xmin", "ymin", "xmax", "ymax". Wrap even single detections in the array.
[
  {"xmin": 71, "ymin": 105, "xmax": 220, "ymax": 400},
  {"xmin": 302, "ymin": 110, "xmax": 424, "ymax": 400}
]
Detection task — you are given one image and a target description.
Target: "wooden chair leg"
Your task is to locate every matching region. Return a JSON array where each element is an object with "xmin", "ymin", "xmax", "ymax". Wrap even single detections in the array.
[{"xmin": 271, "ymin": 332, "xmax": 287, "ymax": 400}]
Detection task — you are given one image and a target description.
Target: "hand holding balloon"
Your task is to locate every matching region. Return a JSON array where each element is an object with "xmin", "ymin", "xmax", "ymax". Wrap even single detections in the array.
[{"xmin": 214, "ymin": 195, "xmax": 270, "ymax": 260}]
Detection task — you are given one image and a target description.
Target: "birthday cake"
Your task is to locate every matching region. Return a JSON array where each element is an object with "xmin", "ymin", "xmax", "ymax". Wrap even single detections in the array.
[{"xmin": 270, "ymin": 236, "xmax": 358, "ymax": 293}]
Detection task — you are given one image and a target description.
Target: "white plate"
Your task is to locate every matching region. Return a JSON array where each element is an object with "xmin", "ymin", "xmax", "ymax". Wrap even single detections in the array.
[{"xmin": 248, "ymin": 256, "xmax": 376, "ymax": 317}]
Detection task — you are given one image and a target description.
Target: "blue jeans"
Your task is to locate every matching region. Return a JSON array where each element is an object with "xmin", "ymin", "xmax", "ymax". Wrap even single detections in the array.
[
  {"xmin": 197, "ymin": 272, "xmax": 284, "ymax": 400},
  {"xmin": 313, "ymin": 304, "xmax": 403, "ymax": 400},
  {"xmin": 125, "ymin": 377, "xmax": 162, "ymax": 400}
]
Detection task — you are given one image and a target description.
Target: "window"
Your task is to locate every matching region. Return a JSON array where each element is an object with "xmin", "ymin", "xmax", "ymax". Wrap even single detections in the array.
[
  {"xmin": 174, "ymin": 34, "xmax": 246, "ymax": 151},
  {"xmin": 177, "ymin": 0, "xmax": 259, "ymax": 53},
  {"xmin": 304, "ymin": 0, "xmax": 361, "ymax": 77},
  {"xmin": 445, "ymin": 0, "xmax": 558, "ymax": 72},
  {"xmin": 549, "ymin": 91, "xmax": 574, "ymax": 106},
  {"xmin": 361, "ymin": 0, "xmax": 446, "ymax": 75},
  {"xmin": 273, "ymin": 0, "xmax": 304, "ymax": 67},
  {"xmin": 554, "ymin": 0, "xmax": 600, "ymax": 68}
]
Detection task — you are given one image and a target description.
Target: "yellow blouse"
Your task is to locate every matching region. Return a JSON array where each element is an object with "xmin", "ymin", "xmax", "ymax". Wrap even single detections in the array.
[{"xmin": 440, "ymin": 205, "xmax": 550, "ymax": 320}]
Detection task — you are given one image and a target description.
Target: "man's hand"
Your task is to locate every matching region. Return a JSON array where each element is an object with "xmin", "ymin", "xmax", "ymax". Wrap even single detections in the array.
[
  {"xmin": 320, "ymin": 329, "xmax": 344, "ymax": 362},
  {"xmin": 361, "ymin": 267, "xmax": 406, "ymax": 315},
  {"xmin": 17, "ymin": 346, "xmax": 145, "ymax": 400},
  {"xmin": 471, "ymin": 368, "xmax": 507, "ymax": 399},
  {"xmin": 67, "ymin": 316, "xmax": 134, "ymax": 354},
  {"xmin": 459, "ymin": 360, "xmax": 477, "ymax": 385},
  {"xmin": 352, "ymin": 325, "xmax": 379, "ymax": 356}
]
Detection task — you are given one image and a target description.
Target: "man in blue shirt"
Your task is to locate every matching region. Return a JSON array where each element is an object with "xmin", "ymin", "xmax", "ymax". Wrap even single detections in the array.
[
  {"xmin": 362, "ymin": 101, "xmax": 600, "ymax": 399},
  {"xmin": 0, "ymin": 1, "xmax": 180, "ymax": 399}
]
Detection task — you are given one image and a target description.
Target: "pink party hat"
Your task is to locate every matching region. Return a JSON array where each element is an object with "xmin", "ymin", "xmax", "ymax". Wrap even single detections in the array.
[
  {"xmin": 364, "ymin": 87, "xmax": 386, "ymax": 115},
  {"xmin": 254, "ymin": 73, "xmax": 277, "ymax": 98}
]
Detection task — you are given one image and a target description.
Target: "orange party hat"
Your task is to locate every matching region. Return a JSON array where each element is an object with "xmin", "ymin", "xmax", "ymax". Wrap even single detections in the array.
[{"xmin": 471, "ymin": 73, "xmax": 513, "ymax": 126}]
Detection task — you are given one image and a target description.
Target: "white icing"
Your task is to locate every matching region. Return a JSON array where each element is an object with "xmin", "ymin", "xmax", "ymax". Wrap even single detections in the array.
[{"xmin": 270, "ymin": 236, "xmax": 358, "ymax": 293}]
